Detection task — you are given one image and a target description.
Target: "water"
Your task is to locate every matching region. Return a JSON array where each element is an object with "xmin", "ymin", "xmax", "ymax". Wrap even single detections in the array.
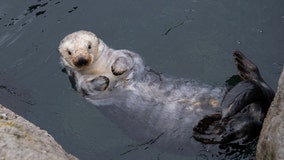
[{"xmin": 0, "ymin": 0, "xmax": 283, "ymax": 159}]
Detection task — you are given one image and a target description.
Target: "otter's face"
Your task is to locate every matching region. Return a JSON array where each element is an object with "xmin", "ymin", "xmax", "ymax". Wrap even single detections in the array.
[
  {"xmin": 58, "ymin": 30, "xmax": 100, "ymax": 69},
  {"xmin": 59, "ymin": 30, "xmax": 144, "ymax": 93}
]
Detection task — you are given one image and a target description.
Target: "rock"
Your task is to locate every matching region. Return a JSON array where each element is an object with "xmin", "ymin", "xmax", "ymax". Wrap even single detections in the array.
[
  {"xmin": 0, "ymin": 104, "xmax": 78, "ymax": 160},
  {"xmin": 256, "ymin": 67, "xmax": 284, "ymax": 160}
]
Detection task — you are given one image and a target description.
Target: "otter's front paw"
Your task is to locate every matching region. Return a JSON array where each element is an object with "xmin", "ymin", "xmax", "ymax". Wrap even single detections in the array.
[
  {"xmin": 89, "ymin": 76, "xmax": 110, "ymax": 91},
  {"xmin": 111, "ymin": 57, "xmax": 133, "ymax": 76}
]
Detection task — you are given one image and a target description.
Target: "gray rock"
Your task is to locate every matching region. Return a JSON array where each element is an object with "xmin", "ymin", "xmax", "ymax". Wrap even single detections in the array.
[
  {"xmin": 0, "ymin": 104, "xmax": 78, "ymax": 160},
  {"xmin": 256, "ymin": 67, "xmax": 284, "ymax": 160}
]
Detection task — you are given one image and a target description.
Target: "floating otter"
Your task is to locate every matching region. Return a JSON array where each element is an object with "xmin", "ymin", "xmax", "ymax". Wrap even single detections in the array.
[{"xmin": 58, "ymin": 30, "xmax": 274, "ymax": 156}]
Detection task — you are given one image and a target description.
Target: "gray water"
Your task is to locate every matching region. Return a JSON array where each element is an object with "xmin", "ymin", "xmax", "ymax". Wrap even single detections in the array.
[{"xmin": 0, "ymin": 0, "xmax": 283, "ymax": 159}]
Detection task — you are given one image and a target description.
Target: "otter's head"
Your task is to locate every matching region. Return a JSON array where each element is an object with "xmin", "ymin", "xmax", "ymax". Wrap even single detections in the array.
[
  {"xmin": 59, "ymin": 30, "xmax": 146, "ymax": 93},
  {"xmin": 58, "ymin": 30, "xmax": 100, "ymax": 69}
]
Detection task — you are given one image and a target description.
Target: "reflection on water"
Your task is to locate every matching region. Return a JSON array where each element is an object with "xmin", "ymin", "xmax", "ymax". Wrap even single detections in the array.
[{"xmin": 0, "ymin": 0, "xmax": 283, "ymax": 160}]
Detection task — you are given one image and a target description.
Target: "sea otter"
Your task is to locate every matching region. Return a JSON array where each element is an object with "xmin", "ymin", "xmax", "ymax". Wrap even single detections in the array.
[{"xmin": 58, "ymin": 30, "xmax": 274, "ymax": 156}]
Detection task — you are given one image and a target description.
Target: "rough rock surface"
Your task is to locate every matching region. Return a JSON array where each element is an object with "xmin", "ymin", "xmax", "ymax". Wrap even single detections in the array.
[
  {"xmin": 0, "ymin": 104, "xmax": 78, "ymax": 160},
  {"xmin": 256, "ymin": 67, "xmax": 284, "ymax": 160}
]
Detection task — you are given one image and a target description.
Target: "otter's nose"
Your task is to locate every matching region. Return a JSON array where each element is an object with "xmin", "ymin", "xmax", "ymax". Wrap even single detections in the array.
[{"xmin": 75, "ymin": 57, "xmax": 89, "ymax": 67}]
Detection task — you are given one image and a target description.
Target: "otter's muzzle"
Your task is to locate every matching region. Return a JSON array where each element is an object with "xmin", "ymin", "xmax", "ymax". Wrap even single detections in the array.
[
  {"xmin": 76, "ymin": 57, "xmax": 89, "ymax": 67},
  {"xmin": 72, "ymin": 54, "xmax": 91, "ymax": 68}
]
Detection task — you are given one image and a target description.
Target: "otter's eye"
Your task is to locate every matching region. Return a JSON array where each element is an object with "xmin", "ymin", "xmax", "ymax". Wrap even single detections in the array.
[
  {"xmin": 67, "ymin": 50, "xmax": 72, "ymax": 55},
  {"xmin": 88, "ymin": 44, "xmax": 92, "ymax": 50}
]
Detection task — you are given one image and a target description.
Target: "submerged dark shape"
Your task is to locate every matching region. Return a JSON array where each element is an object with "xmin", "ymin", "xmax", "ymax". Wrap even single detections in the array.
[
  {"xmin": 58, "ymin": 30, "xmax": 274, "ymax": 157},
  {"xmin": 193, "ymin": 51, "xmax": 275, "ymax": 144}
]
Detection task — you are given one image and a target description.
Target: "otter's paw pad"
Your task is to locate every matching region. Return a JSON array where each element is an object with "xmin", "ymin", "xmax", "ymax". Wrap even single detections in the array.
[
  {"xmin": 89, "ymin": 76, "xmax": 110, "ymax": 91},
  {"xmin": 111, "ymin": 57, "xmax": 133, "ymax": 76}
]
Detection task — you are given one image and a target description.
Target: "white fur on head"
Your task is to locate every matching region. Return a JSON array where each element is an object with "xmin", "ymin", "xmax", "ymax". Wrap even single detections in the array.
[{"xmin": 58, "ymin": 30, "xmax": 100, "ymax": 69}]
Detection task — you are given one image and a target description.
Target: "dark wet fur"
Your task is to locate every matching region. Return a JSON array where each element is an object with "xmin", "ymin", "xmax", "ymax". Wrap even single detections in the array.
[
  {"xmin": 193, "ymin": 50, "xmax": 275, "ymax": 145},
  {"xmin": 62, "ymin": 68, "xmax": 77, "ymax": 91}
]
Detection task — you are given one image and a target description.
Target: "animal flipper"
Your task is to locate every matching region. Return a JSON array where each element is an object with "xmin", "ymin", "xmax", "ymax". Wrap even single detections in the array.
[
  {"xmin": 233, "ymin": 50, "xmax": 262, "ymax": 81},
  {"xmin": 221, "ymin": 51, "xmax": 275, "ymax": 118}
]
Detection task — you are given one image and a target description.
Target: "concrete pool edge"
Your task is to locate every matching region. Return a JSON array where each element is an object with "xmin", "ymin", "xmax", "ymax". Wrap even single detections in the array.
[
  {"xmin": 0, "ymin": 104, "xmax": 78, "ymax": 160},
  {"xmin": 256, "ymin": 67, "xmax": 284, "ymax": 160}
]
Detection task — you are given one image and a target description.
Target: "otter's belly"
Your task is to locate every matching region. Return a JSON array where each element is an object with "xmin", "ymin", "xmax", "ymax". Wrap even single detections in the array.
[{"xmin": 85, "ymin": 79, "xmax": 226, "ymax": 151}]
